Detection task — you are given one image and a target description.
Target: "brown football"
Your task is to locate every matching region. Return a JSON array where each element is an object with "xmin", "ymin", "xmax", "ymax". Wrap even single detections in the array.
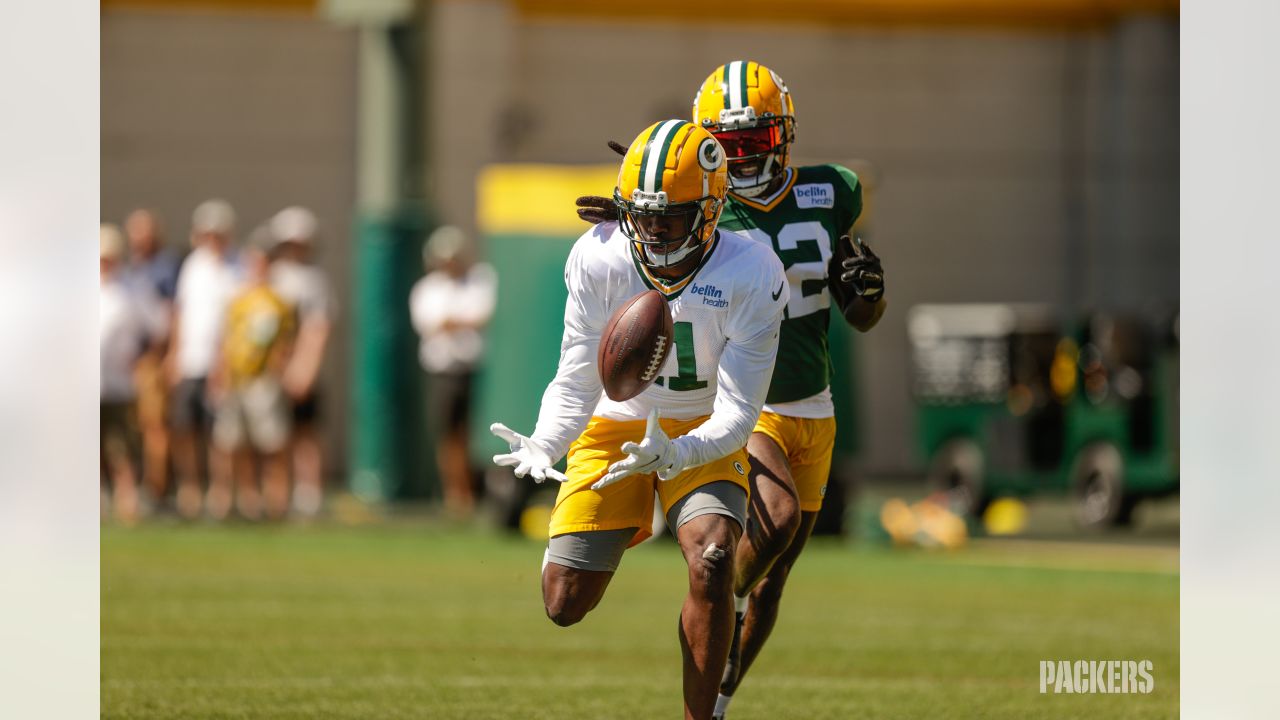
[{"xmin": 598, "ymin": 290, "xmax": 674, "ymax": 401}]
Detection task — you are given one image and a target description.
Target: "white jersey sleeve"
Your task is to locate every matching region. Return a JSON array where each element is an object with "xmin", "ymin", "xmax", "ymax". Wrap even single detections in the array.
[
  {"xmin": 528, "ymin": 230, "xmax": 608, "ymax": 462},
  {"xmin": 671, "ymin": 242, "xmax": 788, "ymax": 471}
]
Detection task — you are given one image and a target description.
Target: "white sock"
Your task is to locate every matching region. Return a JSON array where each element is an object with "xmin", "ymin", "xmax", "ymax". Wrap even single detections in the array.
[
  {"xmin": 714, "ymin": 693, "xmax": 733, "ymax": 716},
  {"xmin": 734, "ymin": 594, "xmax": 750, "ymax": 616}
]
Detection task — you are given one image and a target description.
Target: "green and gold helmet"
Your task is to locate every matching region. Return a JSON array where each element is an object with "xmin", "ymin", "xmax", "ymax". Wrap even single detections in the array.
[
  {"xmin": 693, "ymin": 61, "xmax": 796, "ymax": 198},
  {"xmin": 614, "ymin": 119, "xmax": 728, "ymax": 271}
]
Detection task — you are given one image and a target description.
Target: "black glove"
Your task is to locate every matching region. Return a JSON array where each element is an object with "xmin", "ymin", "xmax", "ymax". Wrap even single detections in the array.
[
  {"xmin": 574, "ymin": 141, "xmax": 629, "ymax": 225},
  {"xmin": 828, "ymin": 235, "xmax": 885, "ymax": 305}
]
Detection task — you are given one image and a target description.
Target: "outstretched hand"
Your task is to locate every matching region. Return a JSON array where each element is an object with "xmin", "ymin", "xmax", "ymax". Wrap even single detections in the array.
[
  {"xmin": 592, "ymin": 409, "xmax": 683, "ymax": 489},
  {"xmin": 491, "ymin": 423, "xmax": 567, "ymax": 483}
]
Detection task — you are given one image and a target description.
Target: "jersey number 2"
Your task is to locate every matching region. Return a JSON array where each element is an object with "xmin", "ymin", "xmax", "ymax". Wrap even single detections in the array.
[{"xmin": 742, "ymin": 222, "xmax": 831, "ymax": 319}]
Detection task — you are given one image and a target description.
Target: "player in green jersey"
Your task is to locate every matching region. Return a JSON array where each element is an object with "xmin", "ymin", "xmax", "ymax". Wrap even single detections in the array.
[{"xmin": 576, "ymin": 62, "xmax": 887, "ymax": 719}]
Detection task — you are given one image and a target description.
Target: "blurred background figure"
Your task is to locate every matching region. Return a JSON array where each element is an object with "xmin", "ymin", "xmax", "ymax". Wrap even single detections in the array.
[
  {"xmin": 122, "ymin": 209, "xmax": 179, "ymax": 509},
  {"xmin": 267, "ymin": 206, "xmax": 334, "ymax": 519},
  {"xmin": 208, "ymin": 232, "xmax": 296, "ymax": 521},
  {"xmin": 100, "ymin": 223, "xmax": 164, "ymax": 525},
  {"xmin": 166, "ymin": 199, "xmax": 241, "ymax": 519},
  {"xmin": 410, "ymin": 226, "xmax": 497, "ymax": 517}
]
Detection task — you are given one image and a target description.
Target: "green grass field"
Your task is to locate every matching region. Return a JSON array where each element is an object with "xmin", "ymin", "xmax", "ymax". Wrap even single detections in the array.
[{"xmin": 102, "ymin": 522, "xmax": 1178, "ymax": 719}]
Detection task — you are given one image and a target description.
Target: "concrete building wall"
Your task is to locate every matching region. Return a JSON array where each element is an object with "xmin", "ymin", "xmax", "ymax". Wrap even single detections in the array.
[{"xmin": 101, "ymin": 8, "xmax": 358, "ymax": 479}]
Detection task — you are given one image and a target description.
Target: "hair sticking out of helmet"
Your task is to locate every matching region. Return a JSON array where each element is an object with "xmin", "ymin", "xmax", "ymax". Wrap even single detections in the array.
[
  {"xmin": 613, "ymin": 120, "xmax": 728, "ymax": 280},
  {"xmin": 692, "ymin": 61, "xmax": 795, "ymax": 198}
]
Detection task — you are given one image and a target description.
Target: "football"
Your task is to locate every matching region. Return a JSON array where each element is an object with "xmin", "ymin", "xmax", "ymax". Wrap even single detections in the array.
[{"xmin": 598, "ymin": 290, "xmax": 674, "ymax": 401}]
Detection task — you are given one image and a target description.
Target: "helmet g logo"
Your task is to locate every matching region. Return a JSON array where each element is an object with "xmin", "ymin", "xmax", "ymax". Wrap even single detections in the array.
[
  {"xmin": 770, "ymin": 69, "xmax": 789, "ymax": 93},
  {"xmin": 698, "ymin": 138, "xmax": 724, "ymax": 171}
]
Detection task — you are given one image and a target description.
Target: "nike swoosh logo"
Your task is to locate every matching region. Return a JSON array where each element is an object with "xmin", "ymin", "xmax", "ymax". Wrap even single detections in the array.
[{"xmin": 771, "ymin": 282, "xmax": 784, "ymax": 301}]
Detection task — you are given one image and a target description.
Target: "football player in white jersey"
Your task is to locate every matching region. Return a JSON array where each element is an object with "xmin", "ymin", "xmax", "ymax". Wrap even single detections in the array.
[{"xmin": 489, "ymin": 119, "xmax": 788, "ymax": 720}]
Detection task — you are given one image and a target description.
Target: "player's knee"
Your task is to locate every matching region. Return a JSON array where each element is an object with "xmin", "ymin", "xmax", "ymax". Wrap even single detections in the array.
[
  {"xmin": 690, "ymin": 536, "xmax": 736, "ymax": 593},
  {"xmin": 542, "ymin": 570, "xmax": 601, "ymax": 628},
  {"xmin": 545, "ymin": 604, "xmax": 586, "ymax": 628},
  {"xmin": 543, "ymin": 594, "xmax": 590, "ymax": 627}
]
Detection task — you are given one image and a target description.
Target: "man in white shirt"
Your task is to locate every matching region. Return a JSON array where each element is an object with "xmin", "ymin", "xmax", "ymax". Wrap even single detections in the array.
[
  {"xmin": 268, "ymin": 206, "xmax": 335, "ymax": 518},
  {"xmin": 165, "ymin": 199, "xmax": 241, "ymax": 519},
  {"xmin": 409, "ymin": 225, "xmax": 497, "ymax": 516},
  {"xmin": 488, "ymin": 120, "xmax": 787, "ymax": 720}
]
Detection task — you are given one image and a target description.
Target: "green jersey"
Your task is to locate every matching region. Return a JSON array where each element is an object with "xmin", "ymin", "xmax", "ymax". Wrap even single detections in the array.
[{"xmin": 717, "ymin": 164, "xmax": 862, "ymax": 409}]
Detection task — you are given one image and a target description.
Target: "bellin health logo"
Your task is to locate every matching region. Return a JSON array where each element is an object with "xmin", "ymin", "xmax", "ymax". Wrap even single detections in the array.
[
  {"xmin": 690, "ymin": 283, "xmax": 728, "ymax": 308},
  {"xmin": 1039, "ymin": 659, "xmax": 1154, "ymax": 694},
  {"xmin": 793, "ymin": 183, "xmax": 834, "ymax": 209}
]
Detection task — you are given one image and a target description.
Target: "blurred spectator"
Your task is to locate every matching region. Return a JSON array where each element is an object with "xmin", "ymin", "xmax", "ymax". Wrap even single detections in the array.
[
  {"xmin": 122, "ymin": 209, "xmax": 179, "ymax": 508},
  {"xmin": 165, "ymin": 199, "xmax": 241, "ymax": 519},
  {"xmin": 100, "ymin": 224, "xmax": 163, "ymax": 524},
  {"xmin": 409, "ymin": 226, "xmax": 497, "ymax": 517},
  {"xmin": 268, "ymin": 206, "xmax": 334, "ymax": 518},
  {"xmin": 124, "ymin": 209, "xmax": 181, "ymax": 300},
  {"xmin": 207, "ymin": 234, "xmax": 296, "ymax": 521}
]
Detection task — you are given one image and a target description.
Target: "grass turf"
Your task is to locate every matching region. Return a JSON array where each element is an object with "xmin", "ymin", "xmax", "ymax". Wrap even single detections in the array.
[{"xmin": 102, "ymin": 523, "xmax": 1178, "ymax": 719}]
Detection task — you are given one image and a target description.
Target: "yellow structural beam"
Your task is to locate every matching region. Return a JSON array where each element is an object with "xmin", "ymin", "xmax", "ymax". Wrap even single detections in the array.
[{"xmin": 478, "ymin": 164, "xmax": 618, "ymax": 236}]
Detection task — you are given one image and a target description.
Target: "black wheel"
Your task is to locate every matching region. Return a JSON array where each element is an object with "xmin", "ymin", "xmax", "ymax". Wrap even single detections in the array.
[
  {"xmin": 1072, "ymin": 443, "xmax": 1127, "ymax": 529},
  {"xmin": 927, "ymin": 438, "xmax": 990, "ymax": 518}
]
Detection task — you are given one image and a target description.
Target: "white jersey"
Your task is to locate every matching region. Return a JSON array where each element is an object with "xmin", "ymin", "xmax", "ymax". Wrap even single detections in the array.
[
  {"xmin": 409, "ymin": 263, "xmax": 497, "ymax": 374},
  {"xmin": 174, "ymin": 245, "xmax": 241, "ymax": 379},
  {"xmin": 530, "ymin": 222, "xmax": 788, "ymax": 471}
]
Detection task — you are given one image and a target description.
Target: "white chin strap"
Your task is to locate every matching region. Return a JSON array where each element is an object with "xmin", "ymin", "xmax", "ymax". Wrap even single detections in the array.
[{"xmin": 645, "ymin": 239, "xmax": 700, "ymax": 267}]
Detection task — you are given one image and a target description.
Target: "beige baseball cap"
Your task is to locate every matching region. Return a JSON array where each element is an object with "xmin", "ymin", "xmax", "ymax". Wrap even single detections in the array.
[
  {"xmin": 192, "ymin": 199, "xmax": 236, "ymax": 235},
  {"xmin": 270, "ymin": 206, "xmax": 319, "ymax": 245},
  {"xmin": 424, "ymin": 225, "xmax": 465, "ymax": 264}
]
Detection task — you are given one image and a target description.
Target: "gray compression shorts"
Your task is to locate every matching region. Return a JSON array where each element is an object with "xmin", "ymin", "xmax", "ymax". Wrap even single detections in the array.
[{"xmin": 544, "ymin": 481, "xmax": 748, "ymax": 573}]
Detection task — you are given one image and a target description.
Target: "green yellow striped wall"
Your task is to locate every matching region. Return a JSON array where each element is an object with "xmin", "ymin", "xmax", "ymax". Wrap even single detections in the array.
[{"xmin": 477, "ymin": 164, "xmax": 618, "ymax": 237}]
